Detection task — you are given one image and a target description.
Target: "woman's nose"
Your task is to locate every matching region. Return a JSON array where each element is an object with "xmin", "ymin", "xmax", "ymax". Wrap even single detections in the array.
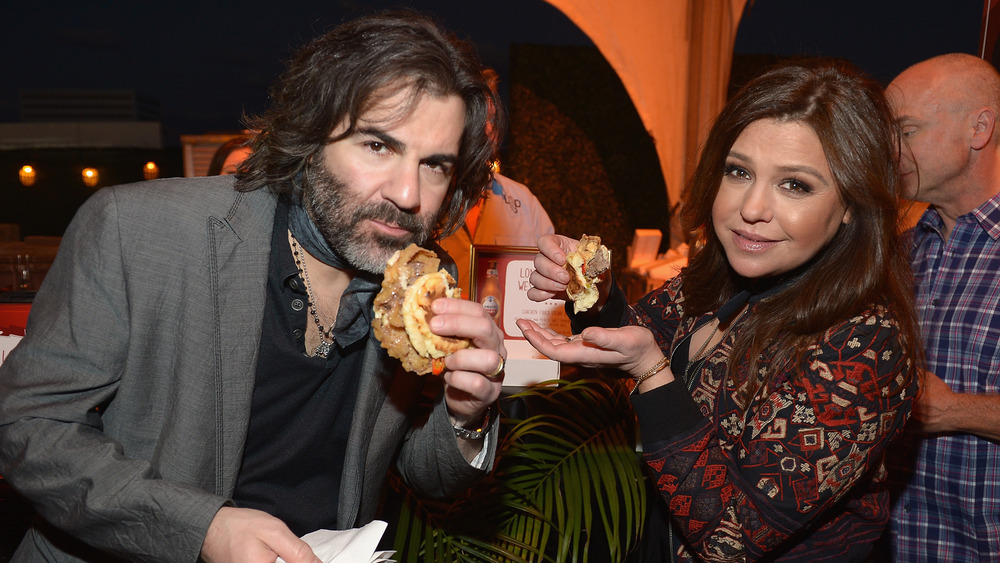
[{"xmin": 739, "ymin": 183, "xmax": 771, "ymax": 223}]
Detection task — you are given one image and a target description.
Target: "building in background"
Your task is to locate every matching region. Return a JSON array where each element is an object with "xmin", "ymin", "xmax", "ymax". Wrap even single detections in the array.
[{"xmin": 0, "ymin": 89, "xmax": 182, "ymax": 238}]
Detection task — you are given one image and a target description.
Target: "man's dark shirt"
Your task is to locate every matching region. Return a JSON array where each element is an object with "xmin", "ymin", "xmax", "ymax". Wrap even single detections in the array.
[{"xmin": 232, "ymin": 198, "xmax": 378, "ymax": 535}]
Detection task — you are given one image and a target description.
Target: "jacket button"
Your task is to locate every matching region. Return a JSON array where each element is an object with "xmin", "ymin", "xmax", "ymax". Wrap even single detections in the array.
[
  {"xmin": 293, "ymin": 328, "xmax": 304, "ymax": 339},
  {"xmin": 291, "ymin": 298, "xmax": 305, "ymax": 311}
]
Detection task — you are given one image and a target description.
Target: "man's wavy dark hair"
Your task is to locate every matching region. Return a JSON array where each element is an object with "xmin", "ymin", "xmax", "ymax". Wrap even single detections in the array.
[{"xmin": 234, "ymin": 11, "xmax": 503, "ymax": 238}]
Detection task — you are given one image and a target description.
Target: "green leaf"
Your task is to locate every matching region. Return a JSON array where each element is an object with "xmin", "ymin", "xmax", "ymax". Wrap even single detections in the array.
[{"xmin": 390, "ymin": 378, "xmax": 648, "ymax": 562}]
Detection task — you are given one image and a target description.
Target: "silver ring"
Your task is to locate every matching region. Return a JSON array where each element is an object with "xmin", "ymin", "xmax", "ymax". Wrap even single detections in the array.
[{"xmin": 486, "ymin": 356, "xmax": 505, "ymax": 380}]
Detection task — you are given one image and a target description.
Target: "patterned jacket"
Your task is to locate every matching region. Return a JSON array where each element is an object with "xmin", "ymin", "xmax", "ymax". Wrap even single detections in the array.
[{"xmin": 605, "ymin": 276, "xmax": 915, "ymax": 561}]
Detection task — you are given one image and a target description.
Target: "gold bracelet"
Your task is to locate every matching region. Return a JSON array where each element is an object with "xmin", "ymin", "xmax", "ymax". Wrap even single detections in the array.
[{"xmin": 633, "ymin": 356, "xmax": 670, "ymax": 387}]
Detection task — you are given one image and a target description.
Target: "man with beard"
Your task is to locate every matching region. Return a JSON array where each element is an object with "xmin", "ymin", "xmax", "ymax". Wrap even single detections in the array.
[{"xmin": 0, "ymin": 12, "xmax": 505, "ymax": 563}]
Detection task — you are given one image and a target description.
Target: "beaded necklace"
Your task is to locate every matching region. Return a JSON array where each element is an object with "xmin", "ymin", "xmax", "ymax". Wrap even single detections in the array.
[{"xmin": 290, "ymin": 233, "xmax": 335, "ymax": 358}]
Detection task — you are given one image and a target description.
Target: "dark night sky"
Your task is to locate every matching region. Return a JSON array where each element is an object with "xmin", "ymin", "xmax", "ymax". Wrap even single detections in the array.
[
  {"xmin": 0, "ymin": 0, "xmax": 986, "ymax": 145},
  {"xmin": 1, "ymin": 1, "xmax": 591, "ymax": 143},
  {"xmin": 734, "ymin": 0, "xmax": 984, "ymax": 85}
]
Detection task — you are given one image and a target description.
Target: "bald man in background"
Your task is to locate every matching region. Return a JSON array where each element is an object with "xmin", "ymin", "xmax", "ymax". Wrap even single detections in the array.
[{"xmin": 885, "ymin": 53, "xmax": 1000, "ymax": 562}]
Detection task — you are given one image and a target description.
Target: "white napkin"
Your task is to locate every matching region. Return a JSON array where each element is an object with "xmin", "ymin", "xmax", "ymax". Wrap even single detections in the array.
[{"xmin": 277, "ymin": 520, "xmax": 395, "ymax": 563}]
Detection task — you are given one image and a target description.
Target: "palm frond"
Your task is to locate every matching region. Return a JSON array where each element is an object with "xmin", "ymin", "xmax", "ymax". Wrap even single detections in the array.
[{"xmin": 390, "ymin": 378, "xmax": 648, "ymax": 562}]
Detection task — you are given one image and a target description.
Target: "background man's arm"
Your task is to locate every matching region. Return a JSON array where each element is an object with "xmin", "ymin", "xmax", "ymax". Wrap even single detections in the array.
[{"xmin": 914, "ymin": 371, "xmax": 1000, "ymax": 441}]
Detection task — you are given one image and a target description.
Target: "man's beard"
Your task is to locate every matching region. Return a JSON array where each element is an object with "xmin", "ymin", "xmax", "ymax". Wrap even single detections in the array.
[{"xmin": 302, "ymin": 161, "xmax": 438, "ymax": 274}]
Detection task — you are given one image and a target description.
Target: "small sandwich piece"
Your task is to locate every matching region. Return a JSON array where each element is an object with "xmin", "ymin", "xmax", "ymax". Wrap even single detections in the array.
[
  {"xmin": 373, "ymin": 244, "xmax": 471, "ymax": 375},
  {"xmin": 564, "ymin": 234, "xmax": 611, "ymax": 313}
]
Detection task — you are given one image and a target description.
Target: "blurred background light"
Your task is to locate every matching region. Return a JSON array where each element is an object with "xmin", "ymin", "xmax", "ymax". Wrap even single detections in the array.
[
  {"xmin": 19, "ymin": 165, "xmax": 36, "ymax": 187},
  {"xmin": 143, "ymin": 161, "xmax": 159, "ymax": 180},
  {"xmin": 82, "ymin": 168, "xmax": 98, "ymax": 187}
]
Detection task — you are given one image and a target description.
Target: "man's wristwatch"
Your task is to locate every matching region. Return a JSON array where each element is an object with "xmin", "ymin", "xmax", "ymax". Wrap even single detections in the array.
[{"xmin": 452, "ymin": 405, "xmax": 493, "ymax": 440}]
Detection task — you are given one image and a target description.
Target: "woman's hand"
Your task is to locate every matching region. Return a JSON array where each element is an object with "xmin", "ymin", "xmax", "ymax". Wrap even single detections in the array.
[
  {"xmin": 525, "ymin": 234, "xmax": 579, "ymax": 303},
  {"xmin": 527, "ymin": 233, "xmax": 613, "ymax": 312},
  {"xmin": 515, "ymin": 318, "xmax": 668, "ymax": 380}
]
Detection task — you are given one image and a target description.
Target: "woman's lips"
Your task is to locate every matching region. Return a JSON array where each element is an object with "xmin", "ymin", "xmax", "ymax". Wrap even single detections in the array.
[{"xmin": 731, "ymin": 229, "xmax": 779, "ymax": 252}]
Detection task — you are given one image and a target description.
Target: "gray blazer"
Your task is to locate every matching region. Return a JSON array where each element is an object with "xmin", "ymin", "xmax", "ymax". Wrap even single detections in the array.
[{"xmin": 0, "ymin": 176, "xmax": 496, "ymax": 562}]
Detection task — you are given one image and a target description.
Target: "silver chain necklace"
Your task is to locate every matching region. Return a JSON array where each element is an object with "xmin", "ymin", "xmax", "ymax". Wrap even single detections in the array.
[
  {"xmin": 685, "ymin": 307, "xmax": 747, "ymax": 383},
  {"xmin": 289, "ymin": 233, "xmax": 334, "ymax": 358}
]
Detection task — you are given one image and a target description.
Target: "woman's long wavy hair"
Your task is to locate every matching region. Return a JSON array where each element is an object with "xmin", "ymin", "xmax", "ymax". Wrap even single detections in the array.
[
  {"xmin": 234, "ymin": 11, "xmax": 503, "ymax": 238},
  {"xmin": 681, "ymin": 59, "xmax": 922, "ymax": 403}
]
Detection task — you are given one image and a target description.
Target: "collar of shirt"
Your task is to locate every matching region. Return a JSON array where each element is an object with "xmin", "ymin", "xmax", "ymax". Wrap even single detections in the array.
[
  {"xmin": 917, "ymin": 190, "xmax": 1000, "ymax": 241},
  {"xmin": 275, "ymin": 197, "xmax": 381, "ymax": 350}
]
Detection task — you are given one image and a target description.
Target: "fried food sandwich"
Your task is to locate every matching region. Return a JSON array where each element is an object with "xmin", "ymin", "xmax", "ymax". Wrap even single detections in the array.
[
  {"xmin": 564, "ymin": 234, "xmax": 611, "ymax": 313},
  {"xmin": 372, "ymin": 244, "xmax": 471, "ymax": 375}
]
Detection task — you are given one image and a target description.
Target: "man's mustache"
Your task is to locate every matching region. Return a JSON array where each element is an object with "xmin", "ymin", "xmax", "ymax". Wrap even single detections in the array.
[{"xmin": 357, "ymin": 203, "xmax": 427, "ymax": 235}]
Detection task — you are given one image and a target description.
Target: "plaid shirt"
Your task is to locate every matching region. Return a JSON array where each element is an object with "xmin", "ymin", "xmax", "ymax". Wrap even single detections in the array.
[{"xmin": 888, "ymin": 193, "xmax": 1000, "ymax": 561}]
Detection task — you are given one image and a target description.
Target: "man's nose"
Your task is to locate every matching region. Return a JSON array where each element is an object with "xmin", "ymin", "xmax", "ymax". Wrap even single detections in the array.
[{"xmin": 382, "ymin": 163, "xmax": 421, "ymax": 210}]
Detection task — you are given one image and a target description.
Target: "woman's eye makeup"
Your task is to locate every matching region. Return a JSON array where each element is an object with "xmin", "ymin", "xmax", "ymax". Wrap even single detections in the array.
[
  {"xmin": 778, "ymin": 178, "xmax": 813, "ymax": 194},
  {"xmin": 723, "ymin": 163, "xmax": 751, "ymax": 179}
]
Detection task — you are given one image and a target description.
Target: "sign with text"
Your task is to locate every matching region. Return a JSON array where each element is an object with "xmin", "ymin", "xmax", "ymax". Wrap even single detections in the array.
[{"xmin": 470, "ymin": 245, "xmax": 571, "ymax": 340}]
